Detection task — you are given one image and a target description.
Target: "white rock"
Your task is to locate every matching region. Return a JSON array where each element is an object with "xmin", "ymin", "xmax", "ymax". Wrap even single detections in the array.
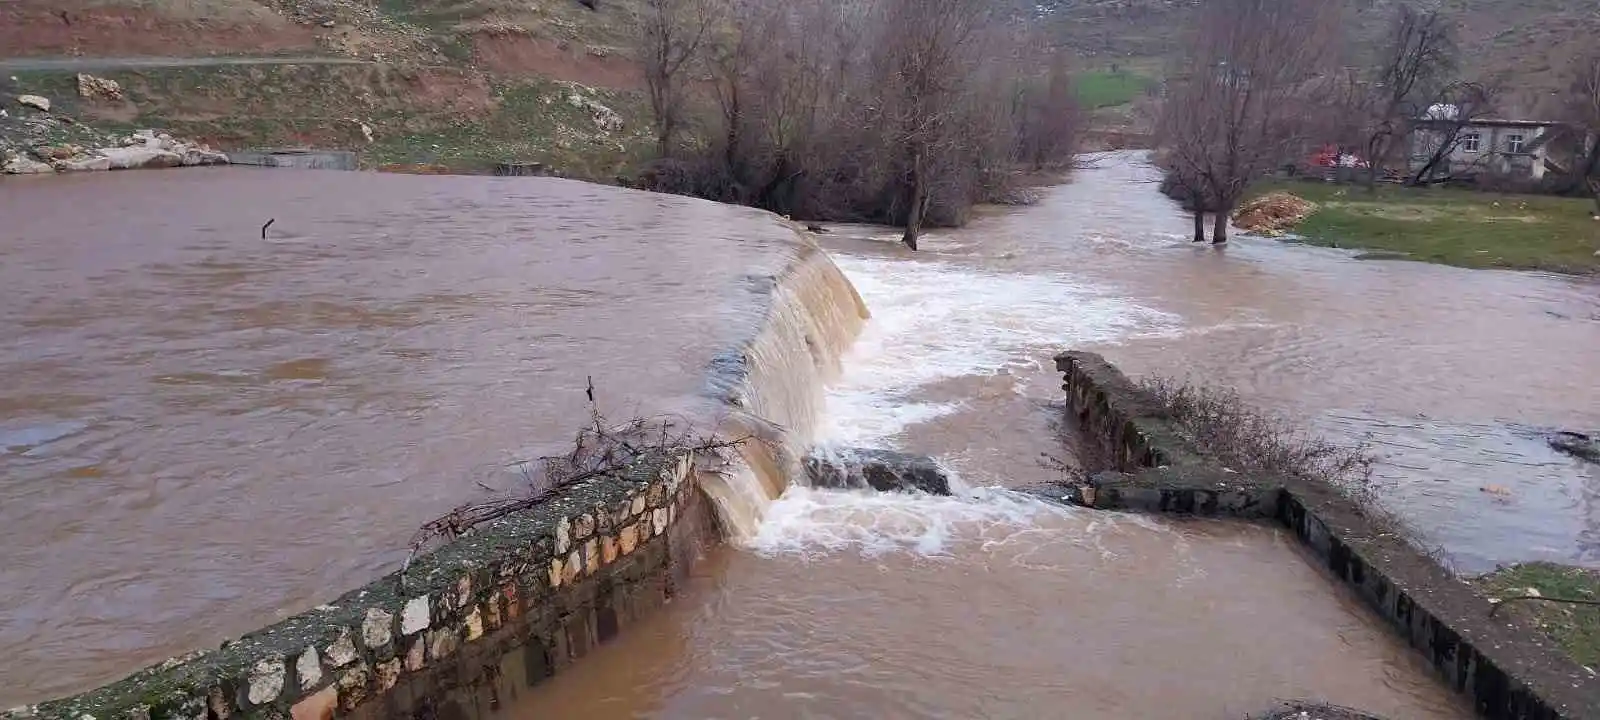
[
  {"xmin": 295, "ymin": 646, "xmax": 322, "ymax": 689},
  {"xmin": 16, "ymin": 95, "xmax": 49, "ymax": 112},
  {"xmin": 245, "ymin": 658, "xmax": 285, "ymax": 704},
  {"xmin": 362, "ymin": 607, "xmax": 394, "ymax": 648},
  {"xmin": 179, "ymin": 147, "xmax": 229, "ymax": 166},
  {"xmin": 3, "ymin": 154, "xmax": 54, "ymax": 174},
  {"xmin": 401, "ymin": 595, "xmax": 431, "ymax": 635},
  {"xmin": 98, "ymin": 146, "xmax": 182, "ymax": 170},
  {"xmin": 54, "ymin": 155, "xmax": 111, "ymax": 172},
  {"xmin": 325, "ymin": 629, "xmax": 358, "ymax": 667}
]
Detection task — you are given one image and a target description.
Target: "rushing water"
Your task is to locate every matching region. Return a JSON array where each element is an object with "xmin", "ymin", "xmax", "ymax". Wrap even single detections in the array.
[{"xmin": 3, "ymin": 152, "xmax": 1592, "ymax": 714}]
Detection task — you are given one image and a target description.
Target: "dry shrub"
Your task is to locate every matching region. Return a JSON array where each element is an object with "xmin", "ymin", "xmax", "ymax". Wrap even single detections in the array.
[{"xmin": 1137, "ymin": 377, "xmax": 1384, "ymax": 511}]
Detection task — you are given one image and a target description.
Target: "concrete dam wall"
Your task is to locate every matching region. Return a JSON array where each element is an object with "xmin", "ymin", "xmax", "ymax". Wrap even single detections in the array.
[
  {"xmin": 4, "ymin": 221, "xmax": 869, "ymax": 720},
  {"xmin": 1054, "ymin": 351, "xmax": 1600, "ymax": 720}
]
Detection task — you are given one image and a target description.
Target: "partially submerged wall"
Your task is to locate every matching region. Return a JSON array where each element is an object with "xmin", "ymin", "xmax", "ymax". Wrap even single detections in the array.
[
  {"xmin": 1055, "ymin": 351, "xmax": 1600, "ymax": 720},
  {"xmin": 6, "ymin": 452, "xmax": 714, "ymax": 720}
]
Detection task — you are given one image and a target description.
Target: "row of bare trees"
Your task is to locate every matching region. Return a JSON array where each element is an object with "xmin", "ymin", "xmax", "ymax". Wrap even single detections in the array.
[
  {"xmin": 1157, "ymin": 0, "xmax": 1600, "ymax": 241},
  {"xmin": 1154, "ymin": 0, "xmax": 1346, "ymax": 243},
  {"xmin": 634, "ymin": 0, "xmax": 1085, "ymax": 249}
]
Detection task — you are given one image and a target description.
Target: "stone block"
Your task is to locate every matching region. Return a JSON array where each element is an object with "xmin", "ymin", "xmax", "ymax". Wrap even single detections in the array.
[
  {"xmin": 401, "ymin": 595, "xmax": 431, "ymax": 635},
  {"xmin": 289, "ymin": 686, "xmax": 336, "ymax": 720},
  {"xmin": 404, "ymin": 636, "xmax": 425, "ymax": 673},
  {"xmin": 361, "ymin": 608, "xmax": 393, "ymax": 649},
  {"xmin": 574, "ymin": 513, "xmax": 595, "ymax": 540},
  {"xmin": 652, "ymin": 508, "xmax": 667, "ymax": 537},
  {"xmin": 465, "ymin": 607, "xmax": 484, "ymax": 642},
  {"xmin": 583, "ymin": 539, "xmax": 599, "ymax": 575},
  {"xmin": 601, "ymin": 535, "xmax": 619, "ymax": 565},
  {"xmin": 374, "ymin": 658, "xmax": 401, "ymax": 692},
  {"xmin": 549, "ymin": 557, "xmax": 565, "ymax": 589},
  {"xmin": 556, "ymin": 516, "xmax": 571, "ymax": 554},
  {"xmin": 630, "ymin": 493, "xmax": 645, "ymax": 516},
  {"xmin": 325, "ymin": 630, "xmax": 357, "ymax": 667},
  {"xmin": 295, "ymin": 647, "xmax": 322, "ymax": 690},
  {"xmin": 246, "ymin": 658, "xmax": 285, "ymax": 705},
  {"xmin": 562, "ymin": 551, "xmax": 580, "ymax": 585},
  {"xmin": 619, "ymin": 524, "xmax": 639, "ymax": 555},
  {"xmin": 336, "ymin": 664, "xmax": 370, "ymax": 712},
  {"xmin": 455, "ymin": 575, "xmax": 473, "ymax": 611}
]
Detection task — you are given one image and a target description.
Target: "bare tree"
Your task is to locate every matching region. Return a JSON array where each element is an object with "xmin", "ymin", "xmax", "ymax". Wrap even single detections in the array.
[
  {"xmin": 639, "ymin": 0, "xmax": 1086, "ymax": 248},
  {"xmin": 637, "ymin": 0, "xmax": 715, "ymax": 157},
  {"xmin": 1155, "ymin": 0, "xmax": 1346, "ymax": 243},
  {"xmin": 1354, "ymin": 4, "xmax": 1456, "ymax": 190},
  {"xmin": 1405, "ymin": 81, "xmax": 1498, "ymax": 185},
  {"xmin": 1561, "ymin": 48, "xmax": 1600, "ymax": 215}
]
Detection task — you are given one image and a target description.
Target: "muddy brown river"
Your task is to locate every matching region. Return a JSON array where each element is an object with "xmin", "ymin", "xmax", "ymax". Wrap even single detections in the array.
[{"xmin": 3, "ymin": 153, "xmax": 1594, "ymax": 716}]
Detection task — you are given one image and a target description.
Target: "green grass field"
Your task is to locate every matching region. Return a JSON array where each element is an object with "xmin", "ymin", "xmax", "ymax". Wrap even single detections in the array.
[
  {"xmin": 1476, "ymin": 563, "xmax": 1600, "ymax": 668},
  {"xmin": 1075, "ymin": 71, "xmax": 1153, "ymax": 109},
  {"xmin": 1248, "ymin": 180, "xmax": 1600, "ymax": 274}
]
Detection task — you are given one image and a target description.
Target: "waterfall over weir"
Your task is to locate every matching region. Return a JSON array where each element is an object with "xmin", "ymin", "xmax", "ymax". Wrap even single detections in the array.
[{"xmin": 701, "ymin": 242, "xmax": 870, "ymax": 539}]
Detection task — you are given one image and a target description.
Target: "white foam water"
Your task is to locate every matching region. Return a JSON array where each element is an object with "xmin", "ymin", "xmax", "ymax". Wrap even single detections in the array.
[
  {"xmin": 736, "ymin": 251, "xmax": 1181, "ymax": 557},
  {"xmin": 820, "ymin": 254, "xmax": 1178, "ymax": 446}
]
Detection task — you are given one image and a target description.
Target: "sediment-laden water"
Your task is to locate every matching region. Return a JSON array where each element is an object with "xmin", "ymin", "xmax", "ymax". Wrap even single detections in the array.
[
  {"xmin": 4, "ymin": 152, "xmax": 1591, "ymax": 715},
  {"xmin": 0, "ymin": 169, "xmax": 813, "ymax": 703}
]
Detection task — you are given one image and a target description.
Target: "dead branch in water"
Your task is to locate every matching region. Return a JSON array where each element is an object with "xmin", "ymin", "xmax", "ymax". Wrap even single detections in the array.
[{"xmin": 401, "ymin": 387, "xmax": 754, "ymax": 580}]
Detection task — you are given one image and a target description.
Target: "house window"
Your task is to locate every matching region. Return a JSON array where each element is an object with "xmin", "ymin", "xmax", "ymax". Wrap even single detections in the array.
[
  {"xmin": 1507, "ymin": 133, "xmax": 1526, "ymax": 154},
  {"xmin": 1460, "ymin": 133, "xmax": 1481, "ymax": 153}
]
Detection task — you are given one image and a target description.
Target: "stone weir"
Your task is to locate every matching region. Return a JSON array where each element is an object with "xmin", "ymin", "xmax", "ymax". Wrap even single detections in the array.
[
  {"xmin": 7, "ymin": 452, "xmax": 713, "ymax": 720},
  {"xmin": 3, "ymin": 229, "xmax": 872, "ymax": 720},
  {"xmin": 1055, "ymin": 351, "xmax": 1600, "ymax": 720}
]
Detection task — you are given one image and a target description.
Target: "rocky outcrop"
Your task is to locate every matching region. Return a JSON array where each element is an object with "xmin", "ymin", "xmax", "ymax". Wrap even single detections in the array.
[
  {"xmin": 16, "ymin": 94, "xmax": 50, "ymax": 112},
  {"xmin": 1549, "ymin": 431, "xmax": 1600, "ymax": 463},
  {"xmin": 2, "ymin": 128, "xmax": 228, "ymax": 175},
  {"xmin": 75, "ymin": 74, "xmax": 124, "ymax": 102},
  {"xmin": 803, "ymin": 447, "xmax": 952, "ymax": 495}
]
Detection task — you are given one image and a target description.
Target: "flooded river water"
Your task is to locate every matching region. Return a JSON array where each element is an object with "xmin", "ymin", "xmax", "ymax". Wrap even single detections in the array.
[{"xmin": 3, "ymin": 152, "xmax": 1594, "ymax": 715}]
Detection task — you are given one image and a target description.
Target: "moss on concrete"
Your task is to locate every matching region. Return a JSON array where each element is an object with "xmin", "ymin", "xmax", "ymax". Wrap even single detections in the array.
[{"xmin": 1478, "ymin": 562, "xmax": 1600, "ymax": 669}]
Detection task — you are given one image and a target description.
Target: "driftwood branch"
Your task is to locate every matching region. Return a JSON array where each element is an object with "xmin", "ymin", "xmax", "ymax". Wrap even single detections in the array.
[{"xmin": 399, "ymin": 385, "xmax": 756, "ymax": 583}]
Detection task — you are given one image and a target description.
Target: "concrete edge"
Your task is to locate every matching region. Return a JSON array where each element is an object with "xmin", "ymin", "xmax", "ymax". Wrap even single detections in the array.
[
  {"xmin": 1053, "ymin": 350, "xmax": 1600, "ymax": 720},
  {"xmin": 6, "ymin": 452, "xmax": 701, "ymax": 720}
]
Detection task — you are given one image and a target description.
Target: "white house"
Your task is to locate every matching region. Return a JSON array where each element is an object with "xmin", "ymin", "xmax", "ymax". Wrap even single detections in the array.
[{"xmin": 1408, "ymin": 117, "xmax": 1563, "ymax": 182}]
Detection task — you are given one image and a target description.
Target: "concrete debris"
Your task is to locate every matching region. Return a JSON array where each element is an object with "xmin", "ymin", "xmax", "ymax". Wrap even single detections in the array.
[
  {"xmin": 76, "ymin": 74, "xmax": 124, "ymax": 102},
  {"xmin": 1232, "ymin": 192, "xmax": 1317, "ymax": 236},
  {"xmin": 16, "ymin": 94, "xmax": 50, "ymax": 112}
]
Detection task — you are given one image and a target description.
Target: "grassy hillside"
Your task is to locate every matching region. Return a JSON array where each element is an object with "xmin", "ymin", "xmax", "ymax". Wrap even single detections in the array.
[{"xmin": 1044, "ymin": 0, "xmax": 1600, "ymax": 116}]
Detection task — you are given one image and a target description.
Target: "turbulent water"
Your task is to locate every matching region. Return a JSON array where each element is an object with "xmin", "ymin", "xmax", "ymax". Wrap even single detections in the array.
[{"xmin": 2, "ymin": 153, "xmax": 1593, "ymax": 714}]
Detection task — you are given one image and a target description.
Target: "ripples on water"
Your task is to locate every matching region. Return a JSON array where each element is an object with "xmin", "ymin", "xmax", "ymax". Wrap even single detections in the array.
[{"xmin": 0, "ymin": 168, "xmax": 804, "ymax": 703}]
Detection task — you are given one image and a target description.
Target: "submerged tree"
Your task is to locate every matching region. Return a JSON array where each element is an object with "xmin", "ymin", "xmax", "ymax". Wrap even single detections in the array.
[{"xmin": 1154, "ymin": 0, "xmax": 1345, "ymax": 243}]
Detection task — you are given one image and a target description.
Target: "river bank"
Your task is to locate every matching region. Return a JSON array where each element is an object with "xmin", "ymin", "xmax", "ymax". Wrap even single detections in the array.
[{"xmin": 1243, "ymin": 180, "xmax": 1600, "ymax": 275}]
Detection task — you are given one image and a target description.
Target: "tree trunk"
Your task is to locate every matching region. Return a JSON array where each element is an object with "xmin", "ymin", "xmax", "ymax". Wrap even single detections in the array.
[
  {"xmin": 1192, "ymin": 209, "xmax": 1207, "ymax": 242},
  {"xmin": 1211, "ymin": 207, "xmax": 1229, "ymax": 244},
  {"xmin": 902, "ymin": 152, "xmax": 926, "ymax": 251},
  {"xmin": 902, "ymin": 186, "xmax": 925, "ymax": 251}
]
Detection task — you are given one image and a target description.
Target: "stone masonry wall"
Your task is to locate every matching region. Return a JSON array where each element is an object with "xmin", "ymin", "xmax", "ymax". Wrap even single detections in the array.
[
  {"xmin": 1055, "ymin": 350, "xmax": 1600, "ymax": 720},
  {"xmin": 6, "ymin": 452, "xmax": 715, "ymax": 720}
]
